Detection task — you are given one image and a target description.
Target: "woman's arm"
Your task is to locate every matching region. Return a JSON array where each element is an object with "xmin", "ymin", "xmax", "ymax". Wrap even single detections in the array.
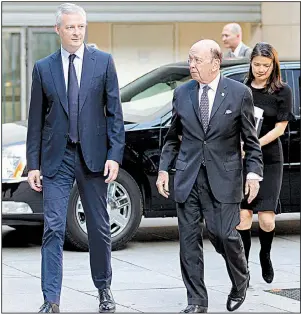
[{"xmin": 259, "ymin": 121, "xmax": 288, "ymax": 147}]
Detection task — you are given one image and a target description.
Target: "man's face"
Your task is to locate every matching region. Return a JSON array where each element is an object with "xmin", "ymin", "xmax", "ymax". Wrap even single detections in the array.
[
  {"xmin": 221, "ymin": 26, "xmax": 239, "ymax": 49},
  {"xmin": 188, "ymin": 47, "xmax": 215, "ymax": 84},
  {"xmin": 55, "ymin": 13, "xmax": 86, "ymax": 52}
]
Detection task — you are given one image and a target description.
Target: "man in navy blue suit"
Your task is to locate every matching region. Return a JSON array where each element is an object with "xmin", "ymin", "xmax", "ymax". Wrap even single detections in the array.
[{"xmin": 26, "ymin": 3, "xmax": 125, "ymax": 313}]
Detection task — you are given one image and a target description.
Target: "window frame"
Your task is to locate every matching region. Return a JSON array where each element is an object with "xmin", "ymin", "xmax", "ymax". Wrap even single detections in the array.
[
  {"xmin": 2, "ymin": 27, "xmax": 27, "ymax": 121},
  {"xmin": 27, "ymin": 27, "xmax": 61, "ymax": 111},
  {"xmin": 285, "ymin": 67, "xmax": 300, "ymax": 117}
]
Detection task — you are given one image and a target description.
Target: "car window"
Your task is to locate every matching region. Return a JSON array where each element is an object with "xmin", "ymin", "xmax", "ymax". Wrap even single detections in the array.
[
  {"xmin": 286, "ymin": 69, "xmax": 300, "ymax": 115},
  {"xmin": 281, "ymin": 69, "xmax": 287, "ymax": 82},
  {"xmin": 120, "ymin": 67, "xmax": 190, "ymax": 123},
  {"xmin": 226, "ymin": 71, "xmax": 247, "ymax": 83},
  {"xmin": 226, "ymin": 69, "xmax": 287, "ymax": 84},
  {"xmin": 131, "ymin": 80, "xmax": 182, "ymax": 101}
]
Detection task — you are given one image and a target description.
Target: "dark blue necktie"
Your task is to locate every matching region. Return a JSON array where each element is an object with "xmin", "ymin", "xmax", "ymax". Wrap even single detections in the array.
[{"xmin": 68, "ymin": 54, "xmax": 79, "ymax": 143}]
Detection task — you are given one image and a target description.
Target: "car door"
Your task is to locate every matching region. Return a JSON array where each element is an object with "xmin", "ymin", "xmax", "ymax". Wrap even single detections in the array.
[
  {"xmin": 225, "ymin": 67, "xmax": 291, "ymax": 209},
  {"xmin": 157, "ymin": 111, "xmax": 178, "ymax": 212},
  {"xmin": 285, "ymin": 66, "xmax": 300, "ymax": 212}
]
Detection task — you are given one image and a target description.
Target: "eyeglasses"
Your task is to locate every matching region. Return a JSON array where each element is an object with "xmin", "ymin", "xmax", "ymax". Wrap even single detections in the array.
[
  {"xmin": 188, "ymin": 57, "xmax": 204, "ymax": 65},
  {"xmin": 188, "ymin": 57, "xmax": 211, "ymax": 65}
]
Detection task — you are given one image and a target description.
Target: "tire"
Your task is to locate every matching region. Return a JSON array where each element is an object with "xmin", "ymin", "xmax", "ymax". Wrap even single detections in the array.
[
  {"xmin": 64, "ymin": 168, "xmax": 143, "ymax": 252},
  {"xmin": 65, "ymin": 186, "xmax": 89, "ymax": 252}
]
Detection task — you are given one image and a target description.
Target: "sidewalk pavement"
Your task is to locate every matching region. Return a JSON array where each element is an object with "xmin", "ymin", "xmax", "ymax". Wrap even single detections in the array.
[{"xmin": 2, "ymin": 215, "xmax": 300, "ymax": 313}]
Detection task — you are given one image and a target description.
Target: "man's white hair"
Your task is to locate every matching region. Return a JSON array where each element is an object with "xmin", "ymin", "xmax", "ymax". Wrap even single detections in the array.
[
  {"xmin": 227, "ymin": 23, "xmax": 242, "ymax": 36},
  {"xmin": 55, "ymin": 3, "xmax": 87, "ymax": 26}
]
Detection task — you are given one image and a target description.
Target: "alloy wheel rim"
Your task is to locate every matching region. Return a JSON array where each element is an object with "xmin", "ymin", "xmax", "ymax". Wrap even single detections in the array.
[{"xmin": 75, "ymin": 182, "xmax": 132, "ymax": 238}]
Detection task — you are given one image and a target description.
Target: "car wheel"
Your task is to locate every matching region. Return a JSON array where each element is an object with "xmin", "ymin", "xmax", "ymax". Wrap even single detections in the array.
[{"xmin": 65, "ymin": 169, "xmax": 143, "ymax": 251}]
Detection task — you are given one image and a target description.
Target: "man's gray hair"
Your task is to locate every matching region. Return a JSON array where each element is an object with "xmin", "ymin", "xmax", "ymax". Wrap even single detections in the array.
[
  {"xmin": 55, "ymin": 3, "xmax": 87, "ymax": 26},
  {"xmin": 229, "ymin": 23, "xmax": 242, "ymax": 36}
]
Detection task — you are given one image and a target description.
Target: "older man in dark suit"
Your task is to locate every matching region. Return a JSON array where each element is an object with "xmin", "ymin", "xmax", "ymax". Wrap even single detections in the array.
[
  {"xmin": 156, "ymin": 39, "xmax": 263, "ymax": 313},
  {"xmin": 26, "ymin": 3, "xmax": 124, "ymax": 313}
]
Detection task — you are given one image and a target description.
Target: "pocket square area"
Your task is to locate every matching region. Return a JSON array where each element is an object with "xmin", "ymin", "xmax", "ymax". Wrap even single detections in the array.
[{"xmin": 225, "ymin": 110, "xmax": 232, "ymax": 114}]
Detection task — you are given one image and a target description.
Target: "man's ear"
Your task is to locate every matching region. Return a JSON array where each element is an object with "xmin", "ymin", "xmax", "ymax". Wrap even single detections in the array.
[
  {"xmin": 214, "ymin": 58, "xmax": 220, "ymax": 71},
  {"xmin": 55, "ymin": 25, "xmax": 60, "ymax": 36}
]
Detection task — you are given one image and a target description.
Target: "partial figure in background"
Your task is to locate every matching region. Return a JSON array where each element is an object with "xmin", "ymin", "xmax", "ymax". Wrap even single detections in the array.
[
  {"xmin": 26, "ymin": 3, "xmax": 125, "ymax": 313},
  {"xmin": 237, "ymin": 42, "xmax": 294, "ymax": 286},
  {"xmin": 222, "ymin": 23, "xmax": 252, "ymax": 59}
]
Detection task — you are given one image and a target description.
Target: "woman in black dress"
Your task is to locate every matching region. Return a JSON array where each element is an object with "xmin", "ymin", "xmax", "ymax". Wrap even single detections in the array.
[{"xmin": 237, "ymin": 42, "xmax": 294, "ymax": 285}]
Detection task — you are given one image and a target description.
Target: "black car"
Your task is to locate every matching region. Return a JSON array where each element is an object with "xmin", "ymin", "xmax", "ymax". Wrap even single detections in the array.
[{"xmin": 2, "ymin": 59, "xmax": 300, "ymax": 251}]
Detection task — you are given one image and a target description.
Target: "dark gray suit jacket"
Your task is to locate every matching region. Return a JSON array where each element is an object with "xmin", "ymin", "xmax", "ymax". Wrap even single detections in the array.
[
  {"xmin": 224, "ymin": 42, "xmax": 252, "ymax": 59},
  {"xmin": 159, "ymin": 75, "xmax": 263, "ymax": 204}
]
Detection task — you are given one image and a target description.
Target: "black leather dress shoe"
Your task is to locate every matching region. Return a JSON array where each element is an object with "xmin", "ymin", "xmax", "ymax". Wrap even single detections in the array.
[
  {"xmin": 98, "ymin": 288, "xmax": 116, "ymax": 313},
  {"xmin": 226, "ymin": 277, "xmax": 249, "ymax": 312},
  {"xmin": 260, "ymin": 252, "xmax": 274, "ymax": 283},
  {"xmin": 38, "ymin": 302, "xmax": 60, "ymax": 313},
  {"xmin": 180, "ymin": 305, "xmax": 208, "ymax": 313}
]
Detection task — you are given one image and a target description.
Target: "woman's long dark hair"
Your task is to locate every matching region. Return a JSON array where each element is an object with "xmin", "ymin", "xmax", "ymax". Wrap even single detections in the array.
[{"xmin": 245, "ymin": 42, "xmax": 284, "ymax": 94}]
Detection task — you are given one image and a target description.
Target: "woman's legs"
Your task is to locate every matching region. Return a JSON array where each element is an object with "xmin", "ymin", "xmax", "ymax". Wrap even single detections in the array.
[
  {"xmin": 258, "ymin": 211, "xmax": 276, "ymax": 283},
  {"xmin": 236, "ymin": 209, "xmax": 253, "ymax": 264}
]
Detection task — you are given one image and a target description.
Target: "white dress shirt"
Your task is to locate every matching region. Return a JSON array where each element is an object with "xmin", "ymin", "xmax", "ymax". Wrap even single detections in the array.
[
  {"xmin": 61, "ymin": 44, "xmax": 84, "ymax": 90},
  {"xmin": 198, "ymin": 73, "xmax": 220, "ymax": 119},
  {"xmin": 233, "ymin": 42, "xmax": 243, "ymax": 58}
]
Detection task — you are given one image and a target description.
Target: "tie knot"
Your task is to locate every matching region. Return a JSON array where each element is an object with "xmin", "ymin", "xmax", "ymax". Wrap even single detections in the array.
[
  {"xmin": 202, "ymin": 85, "xmax": 209, "ymax": 92},
  {"xmin": 69, "ymin": 54, "xmax": 76, "ymax": 63}
]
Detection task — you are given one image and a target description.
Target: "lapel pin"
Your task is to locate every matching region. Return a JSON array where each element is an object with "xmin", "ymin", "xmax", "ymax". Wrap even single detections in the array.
[{"xmin": 221, "ymin": 92, "xmax": 225, "ymax": 97}]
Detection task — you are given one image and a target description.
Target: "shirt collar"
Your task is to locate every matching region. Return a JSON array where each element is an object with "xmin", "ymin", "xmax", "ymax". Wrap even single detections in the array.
[
  {"xmin": 234, "ymin": 41, "xmax": 243, "ymax": 57},
  {"xmin": 199, "ymin": 73, "xmax": 221, "ymax": 92},
  {"xmin": 61, "ymin": 43, "xmax": 85, "ymax": 60}
]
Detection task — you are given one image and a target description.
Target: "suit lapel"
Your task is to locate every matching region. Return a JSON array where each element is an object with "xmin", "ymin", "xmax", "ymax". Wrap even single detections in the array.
[
  {"xmin": 79, "ymin": 45, "xmax": 96, "ymax": 114},
  {"xmin": 190, "ymin": 80, "xmax": 203, "ymax": 125},
  {"xmin": 49, "ymin": 49, "xmax": 68, "ymax": 116},
  {"xmin": 209, "ymin": 75, "xmax": 228, "ymax": 121}
]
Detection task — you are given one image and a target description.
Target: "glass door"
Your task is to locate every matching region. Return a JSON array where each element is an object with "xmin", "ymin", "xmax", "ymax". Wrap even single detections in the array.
[
  {"xmin": 27, "ymin": 28, "xmax": 61, "ymax": 106},
  {"xmin": 2, "ymin": 28, "xmax": 26, "ymax": 123}
]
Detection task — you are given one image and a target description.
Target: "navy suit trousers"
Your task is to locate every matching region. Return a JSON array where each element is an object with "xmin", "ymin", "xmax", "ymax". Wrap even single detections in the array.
[{"xmin": 41, "ymin": 142, "xmax": 111, "ymax": 305}]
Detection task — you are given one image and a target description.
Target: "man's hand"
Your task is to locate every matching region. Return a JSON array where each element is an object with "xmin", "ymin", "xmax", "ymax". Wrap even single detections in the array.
[
  {"xmin": 28, "ymin": 170, "xmax": 42, "ymax": 192},
  {"xmin": 104, "ymin": 160, "xmax": 119, "ymax": 183},
  {"xmin": 245, "ymin": 179, "xmax": 260, "ymax": 204},
  {"xmin": 156, "ymin": 171, "xmax": 170, "ymax": 198}
]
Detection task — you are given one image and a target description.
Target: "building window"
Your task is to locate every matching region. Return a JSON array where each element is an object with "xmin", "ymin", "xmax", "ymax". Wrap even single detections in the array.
[
  {"xmin": 27, "ymin": 28, "xmax": 61, "ymax": 106},
  {"xmin": 2, "ymin": 30, "xmax": 23, "ymax": 123}
]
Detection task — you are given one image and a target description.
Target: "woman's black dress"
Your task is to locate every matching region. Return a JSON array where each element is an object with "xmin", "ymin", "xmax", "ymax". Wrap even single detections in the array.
[{"xmin": 241, "ymin": 83, "xmax": 294, "ymax": 214}]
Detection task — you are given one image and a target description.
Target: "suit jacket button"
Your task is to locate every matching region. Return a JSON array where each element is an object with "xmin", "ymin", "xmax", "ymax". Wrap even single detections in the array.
[{"xmin": 204, "ymin": 141, "xmax": 207, "ymax": 144}]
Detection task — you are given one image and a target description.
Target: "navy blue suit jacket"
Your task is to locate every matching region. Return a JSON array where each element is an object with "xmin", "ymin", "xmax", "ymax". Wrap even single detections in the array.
[{"xmin": 26, "ymin": 45, "xmax": 125, "ymax": 177}]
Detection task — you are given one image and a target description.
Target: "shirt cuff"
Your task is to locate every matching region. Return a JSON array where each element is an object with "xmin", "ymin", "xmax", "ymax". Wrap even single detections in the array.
[
  {"xmin": 247, "ymin": 172, "xmax": 263, "ymax": 181},
  {"xmin": 159, "ymin": 170, "xmax": 168, "ymax": 174}
]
